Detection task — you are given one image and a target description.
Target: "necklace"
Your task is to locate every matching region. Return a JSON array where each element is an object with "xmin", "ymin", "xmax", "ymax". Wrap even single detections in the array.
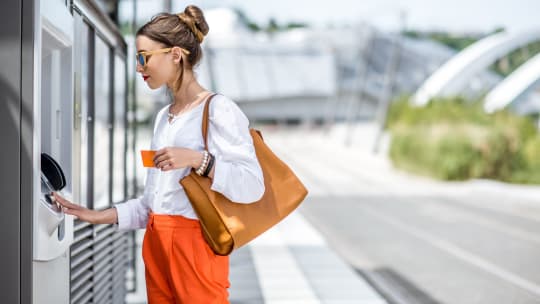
[{"xmin": 167, "ymin": 91, "xmax": 206, "ymax": 120}]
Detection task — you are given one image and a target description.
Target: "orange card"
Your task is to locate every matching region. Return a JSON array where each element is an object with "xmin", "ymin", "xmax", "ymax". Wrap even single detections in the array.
[{"xmin": 140, "ymin": 150, "xmax": 156, "ymax": 167}]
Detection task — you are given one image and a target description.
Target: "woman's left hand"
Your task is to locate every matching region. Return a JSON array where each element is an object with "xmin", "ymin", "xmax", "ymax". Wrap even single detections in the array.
[{"xmin": 153, "ymin": 147, "xmax": 201, "ymax": 171}]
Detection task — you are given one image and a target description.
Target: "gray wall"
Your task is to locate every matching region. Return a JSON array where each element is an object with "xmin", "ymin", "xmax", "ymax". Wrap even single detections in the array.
[{"xmin": 0, "ymin": 0, "xmax": 34, "ymax": 303}]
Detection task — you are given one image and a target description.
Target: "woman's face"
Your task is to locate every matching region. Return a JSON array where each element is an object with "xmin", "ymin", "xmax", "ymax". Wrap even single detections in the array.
[{"xmin": 135, "ymin": 35, "xmax": 182, "ymax": 90}]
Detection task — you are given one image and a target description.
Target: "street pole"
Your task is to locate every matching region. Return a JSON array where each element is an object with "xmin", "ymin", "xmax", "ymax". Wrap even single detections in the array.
[{"xmin": 372, "ymin": 10, "xmax": 405, "ymax": 154}]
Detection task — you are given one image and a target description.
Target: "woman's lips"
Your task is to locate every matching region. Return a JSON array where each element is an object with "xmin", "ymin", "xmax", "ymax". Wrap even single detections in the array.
[{"xmin": 143, "ymin": 75, "xmax": 150, "ymax": 81}]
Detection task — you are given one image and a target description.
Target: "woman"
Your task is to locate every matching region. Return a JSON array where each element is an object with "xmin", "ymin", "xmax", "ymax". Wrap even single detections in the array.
[{"xmin": 53, "ymin": 5, "xmax": 264, "ymax": 304}]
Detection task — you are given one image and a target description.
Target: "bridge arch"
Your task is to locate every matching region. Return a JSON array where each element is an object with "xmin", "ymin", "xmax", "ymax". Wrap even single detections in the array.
[
  {"xmin": 484, "ymin": 52, "xmax": 540, "ymax": 113},
  {"xmin": 412, "ymin": 30, "xmax": 540, "ymax": 106}
]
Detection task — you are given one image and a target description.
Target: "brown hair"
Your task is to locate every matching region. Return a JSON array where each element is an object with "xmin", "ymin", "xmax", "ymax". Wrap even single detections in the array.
[{"xmin": 136, "ymin": 5, "xmax": 209, "ymax": 92}]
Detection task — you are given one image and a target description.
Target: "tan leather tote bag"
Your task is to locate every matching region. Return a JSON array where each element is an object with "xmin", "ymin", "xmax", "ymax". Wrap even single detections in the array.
[{"xmin": 180, "ymin": 94, "xmax": 308, "ymax": 255}]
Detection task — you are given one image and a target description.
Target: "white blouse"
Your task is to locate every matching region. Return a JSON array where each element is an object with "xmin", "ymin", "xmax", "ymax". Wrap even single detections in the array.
[{"xmin": 114, "ymin": 94, "xmax": 265, "ymax": 230}]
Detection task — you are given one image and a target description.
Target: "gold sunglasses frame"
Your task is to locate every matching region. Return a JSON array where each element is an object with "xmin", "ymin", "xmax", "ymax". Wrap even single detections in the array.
[{"xmin": 136, "ymin": 47, "xmax": 191, "ymax": 67}]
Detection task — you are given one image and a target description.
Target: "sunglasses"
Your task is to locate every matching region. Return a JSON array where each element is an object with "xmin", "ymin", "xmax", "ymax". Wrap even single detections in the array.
[{"xmin": 136, "ymin": 47, "xmax": 191, "ymax": 67}]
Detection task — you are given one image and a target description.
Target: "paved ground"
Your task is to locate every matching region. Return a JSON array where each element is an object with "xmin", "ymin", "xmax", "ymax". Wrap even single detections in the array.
[{"xmin": 229, "ymin": 211, "xmax": 387, "ymax": 304}]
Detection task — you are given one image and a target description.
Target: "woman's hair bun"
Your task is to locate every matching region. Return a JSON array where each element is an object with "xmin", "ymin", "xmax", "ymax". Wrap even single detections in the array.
[{"xmin": 177, "ymin": 5, "xmax": 209, "ymax": 43}]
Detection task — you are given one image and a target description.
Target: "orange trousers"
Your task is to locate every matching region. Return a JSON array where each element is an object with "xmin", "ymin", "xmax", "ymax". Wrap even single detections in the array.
[{"xmin": 142, "ymin": 213, "xmax": 230, "ymax": 304}]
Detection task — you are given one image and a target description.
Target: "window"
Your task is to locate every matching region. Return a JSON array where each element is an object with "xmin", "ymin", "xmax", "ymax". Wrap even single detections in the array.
[
  {"xmin": 93, "ymin": 36, "xmax": 112, "ymax": 209},
  {"xmin": 79, "ymin": 20, "xmax": 90, "ymax": 208},
  {"xmin": 112, "ymin": 55, "xmax": 127, "ymax": 203}
]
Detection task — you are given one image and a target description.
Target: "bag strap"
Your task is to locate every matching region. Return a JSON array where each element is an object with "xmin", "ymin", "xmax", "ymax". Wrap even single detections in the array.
[{"xmin": 201, "ymin": 93, "xmax": 218, "ymax": 150}]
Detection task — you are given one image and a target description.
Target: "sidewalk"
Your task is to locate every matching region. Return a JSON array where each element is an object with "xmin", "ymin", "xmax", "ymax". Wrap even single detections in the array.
[{"xmin": 229, "ymin": 210, "xmax": 387, "ymax": 304}]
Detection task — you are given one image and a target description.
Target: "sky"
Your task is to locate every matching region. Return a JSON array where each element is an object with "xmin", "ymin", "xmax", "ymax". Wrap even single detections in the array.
[{"xmin": 121, "ymin": 0, "xmax": 540, "ymax": 33}]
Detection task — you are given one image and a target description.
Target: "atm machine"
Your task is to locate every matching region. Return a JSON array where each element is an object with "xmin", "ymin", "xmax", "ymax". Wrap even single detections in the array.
[{"xmin": 33, "ymin": 1, "xmax": 75, "ymax": 303}]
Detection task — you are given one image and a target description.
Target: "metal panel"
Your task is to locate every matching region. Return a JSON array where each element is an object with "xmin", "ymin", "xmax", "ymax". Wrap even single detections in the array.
[
  {"xmin": 70, "ymin": 218, "xmax": 131, "ymax": 304},
  {"xmin": 0, "ymin": 0, "xmax": 27, "ymax": 302},
  {"xmin": 21, "ymin": 0, "xmax": 36, "ymax": 303}
]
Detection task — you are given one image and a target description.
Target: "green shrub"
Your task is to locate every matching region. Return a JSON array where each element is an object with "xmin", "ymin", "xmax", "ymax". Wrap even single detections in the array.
[
  {"xmin": 435, "ymin": 131, "xmax": 479, "ymax": 180},
  {"xmin": 522, "ymin": 135, "xmax": 540, "ymax": 169},
  {"xmin": 387, "ymin": 96, "xmax": 540, "ymax": 184}
]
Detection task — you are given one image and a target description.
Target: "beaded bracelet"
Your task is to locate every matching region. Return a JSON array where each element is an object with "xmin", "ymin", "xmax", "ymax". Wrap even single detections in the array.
[{"xmin": 196, "ymin": 150, "xmax": 209, "ymax": 176}]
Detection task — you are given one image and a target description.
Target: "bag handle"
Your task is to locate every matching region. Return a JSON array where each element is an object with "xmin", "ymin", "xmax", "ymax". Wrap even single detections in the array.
[{"xmin": 201, "ymin": 93, "xmax": 218, "ymax": 150}]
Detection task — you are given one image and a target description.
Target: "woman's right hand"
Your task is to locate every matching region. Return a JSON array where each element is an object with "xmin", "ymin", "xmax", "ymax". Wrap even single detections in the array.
[{"xmin": 52, "ymin": 192, "xmax": 103, "ymax": 224}]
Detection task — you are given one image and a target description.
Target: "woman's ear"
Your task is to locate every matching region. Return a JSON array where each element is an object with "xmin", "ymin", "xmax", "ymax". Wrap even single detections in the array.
[{"xmin": 171, "ymin": 46, "xmax": 184, "ymax": 64}]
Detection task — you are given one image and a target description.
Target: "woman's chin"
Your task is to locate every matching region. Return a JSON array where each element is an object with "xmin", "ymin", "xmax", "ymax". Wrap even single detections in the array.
[{"xmin": 146, "ymin": 81, "xmax": 160, "ymax": 90}]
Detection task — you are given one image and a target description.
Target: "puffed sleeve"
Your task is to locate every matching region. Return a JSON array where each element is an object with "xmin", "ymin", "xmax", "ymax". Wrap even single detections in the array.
[
  {"xmin": 207, "ymin": 95, "xmax": 265, "ymax": 203},
  {"xmin": 114, "ymin": 196, "xmax": 150, "ymax": 230}
]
